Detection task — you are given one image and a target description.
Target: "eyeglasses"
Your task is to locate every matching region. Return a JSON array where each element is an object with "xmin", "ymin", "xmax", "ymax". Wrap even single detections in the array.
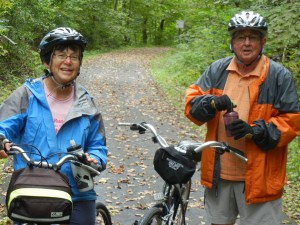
[
  {"xmin": 233, "ymin": 34, "xmax": 261, "ymax": 43},
  {"xmin": 53, "ymin": 54, "xmax": 80, "ymax": 63}
]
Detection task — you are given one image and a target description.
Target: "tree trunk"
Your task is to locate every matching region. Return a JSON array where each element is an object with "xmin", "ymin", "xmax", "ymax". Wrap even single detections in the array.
[
  {"xmin": 142, "ymin": 18, "xmax": 148, "ymax": 44},
  {"xmin": 156, "ymin": 19, "xmax": 164, "ymax": 45},
  {"xmin": 114, "ymin": 0, "xmax": 118, "ymax": 10}
]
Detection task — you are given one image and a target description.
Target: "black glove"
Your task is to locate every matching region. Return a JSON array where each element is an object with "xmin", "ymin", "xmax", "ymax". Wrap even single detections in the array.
[
  {"xmin": 230, "ymin": 119, "xmax": 254, "ymax": 140},
  {"xmin": 211, "ymin": 95, "xmax": 234, "ymax": 111},
  {"xmin": 189, "ymin": 96, "xmax": 217, "ymax": 122}
]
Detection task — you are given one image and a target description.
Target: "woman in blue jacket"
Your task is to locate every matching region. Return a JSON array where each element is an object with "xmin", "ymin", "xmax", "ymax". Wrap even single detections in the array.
[{"xmin": 0, "ymin": 27, "xmax": 108, "ymax": 225}]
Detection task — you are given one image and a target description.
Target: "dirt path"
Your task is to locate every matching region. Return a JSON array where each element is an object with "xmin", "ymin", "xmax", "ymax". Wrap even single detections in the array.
[{"xmin": 79, "ymin": 48, "xmax": 206, "ymax": 225}]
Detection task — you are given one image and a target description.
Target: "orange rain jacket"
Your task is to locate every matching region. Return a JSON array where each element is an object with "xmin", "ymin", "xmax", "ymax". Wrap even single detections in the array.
[{"xmin": 184, "ymin": 56, "xmax": 300, "ymax": 204}]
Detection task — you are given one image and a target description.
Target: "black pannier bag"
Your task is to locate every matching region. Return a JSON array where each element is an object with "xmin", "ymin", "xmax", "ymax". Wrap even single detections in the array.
[
  {"xmin": 6, "ymin": 166, "xmax": 73, "ymax": 224},
  {"xmin": 153, "ymin": 146, "xmax": 196, "ymax": 184}
]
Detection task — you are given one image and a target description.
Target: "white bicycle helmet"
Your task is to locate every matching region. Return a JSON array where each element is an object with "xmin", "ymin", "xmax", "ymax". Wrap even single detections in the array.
[{"xmin": 228, "ymin": 11, "xmax": 267, "ymax": 36}]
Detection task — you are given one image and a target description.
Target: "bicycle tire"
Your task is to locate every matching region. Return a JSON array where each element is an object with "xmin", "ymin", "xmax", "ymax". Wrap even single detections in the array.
[
  {"xmin": 138, "ymin": 207, "xmax": 163, "ymax": 225},
  {"xmin": 95, "ymin": 202, "xmax": 112, "ymax": 225},
  {"xmin": 163, "ymin": 180, "xmax": 192, "ymax": 225}
]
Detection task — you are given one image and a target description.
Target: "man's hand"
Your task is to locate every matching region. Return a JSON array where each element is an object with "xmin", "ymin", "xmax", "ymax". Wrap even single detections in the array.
[
  {"xmin": 211, "ymin": 95, "xmax": 235, "ymax": 111},
  {"xmin": 230, "ymin": 119, "xmax": 254, "ymax": 140}
]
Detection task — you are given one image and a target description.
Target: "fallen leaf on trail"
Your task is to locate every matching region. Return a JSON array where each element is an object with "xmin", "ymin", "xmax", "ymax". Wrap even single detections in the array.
[
  {"xmin": 98, "ymin": 178, "xmax": 110, "ymax": 184},
  {"xmin": 109, "ymin": 164, "xmax": 125, "ymax": 174},
  {"xmin": 136, "ymin": 203, "xmax": 147, "ymax": 210},
  {"xmin": 118, "ymin": 178, "xmax": 130, "ymax": 183},
  {"xmin": 139, "ymin": 190, "xmax": 153, "ymax": 196}
]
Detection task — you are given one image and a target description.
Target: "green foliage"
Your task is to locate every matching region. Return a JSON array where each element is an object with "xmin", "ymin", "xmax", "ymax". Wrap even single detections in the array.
[
  {"xmin": 286, "ymin": 136, "xmax": 300, "ymax": 182},
  {"xmin": 0, "ymin": 65, "xmax": 26, "ymax": 102},
  {"xmin": 0, "ymin": 217, "xmax": 11, "ymax": 225},
  {"xmin": 0, "ymin": 0, "xmax": 56, "ymax": 90},
  {"xmin": 0, "ymin": 0, "xmax": 13, "ymax": 58},
  {"xmin": 252, "ymin": 1, "xmax": 300, "ymax": 95},
  {"xmin": 151, "ymin": 2, "xmax": 237, "ymax": 99},
  {"xmin": 283, "ymin": 181, "xmax": 300, "ymax": 222}
]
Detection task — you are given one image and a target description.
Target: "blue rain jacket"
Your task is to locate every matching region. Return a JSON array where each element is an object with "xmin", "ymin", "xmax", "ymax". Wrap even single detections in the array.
[{"xmin": 0, "ymin": 77, "xmax": 107, "ymax": 202}]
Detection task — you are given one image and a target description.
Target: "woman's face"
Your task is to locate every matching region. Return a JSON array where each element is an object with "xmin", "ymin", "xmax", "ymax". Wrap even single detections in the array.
[
  {"xmin": 45, "ymin": 46, "xmax": 81, "ymax": 85},
  {"xmin": 231, "ymin": 29, "xmax": 266, "ymax": 65}
]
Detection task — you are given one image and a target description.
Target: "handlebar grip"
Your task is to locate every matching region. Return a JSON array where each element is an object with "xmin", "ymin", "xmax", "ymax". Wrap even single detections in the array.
[
  {"xmin": 130, "ymin": 124, "xmax": 140, "ymax": 131},
  {"xmin": 6, "ymin": 150, "xmax": 18, "ymax": 156},
  {"xmin": 130, "ymin": 123, "xmax": 147, "ymax": 134},
  {"xmin": 185, "ymin": 148, "xmax": 202, "ymax": 162},
  {"xmin": 118, "ymin": 122, "xmax": 147, "ymax": 134}
]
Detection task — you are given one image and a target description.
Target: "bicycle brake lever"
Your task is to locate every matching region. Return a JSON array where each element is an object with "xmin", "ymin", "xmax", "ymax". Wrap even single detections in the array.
[
  {"xmin": 222, "ymin": 143, "xmax": 248, "ymax": 162},
  {"xmin": 152, "ymin": 136, "xmax": 158, "ymax": 143}
]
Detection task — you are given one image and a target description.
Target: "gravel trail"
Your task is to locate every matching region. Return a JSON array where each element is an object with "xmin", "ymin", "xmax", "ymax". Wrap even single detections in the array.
[{"xmin": 79, "ymin": 48, "xmax": 206, "ymax": 225}]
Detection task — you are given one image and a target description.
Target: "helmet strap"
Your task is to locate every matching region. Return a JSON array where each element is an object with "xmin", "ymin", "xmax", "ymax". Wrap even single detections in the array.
[
  {"xmin": 235, "ymin": 53, "xmax": 261, "ymax": 68},
  {"xmin": 50, "ymin": 76, "xmax": 75, "ymax": 89}
]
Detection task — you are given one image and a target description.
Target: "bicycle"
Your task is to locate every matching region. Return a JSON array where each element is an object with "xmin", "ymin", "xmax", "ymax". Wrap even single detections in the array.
[
  {"xmin": 3, "ymin": 142, "xmax": 112, "ymax": 225},
  {"xmin": 119, "ymin": 122, "xmax": 248, "ymax": 225}
]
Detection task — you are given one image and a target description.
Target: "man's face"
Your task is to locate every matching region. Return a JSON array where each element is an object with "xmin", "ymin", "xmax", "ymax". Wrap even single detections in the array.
[{"xmin": 231, "ymin": 29, "xmax": 266, "ymax": 65}]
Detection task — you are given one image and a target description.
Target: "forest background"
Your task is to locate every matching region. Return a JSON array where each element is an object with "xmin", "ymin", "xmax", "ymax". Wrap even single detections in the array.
[{"xmin": 0, "ymin": 0, "xmax": 299, "ymax": 223}]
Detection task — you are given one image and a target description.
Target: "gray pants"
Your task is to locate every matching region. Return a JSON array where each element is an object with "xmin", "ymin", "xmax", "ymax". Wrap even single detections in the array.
[{"xmin": 204, "ymin": 180, "xmax": 282, "ymax": 225}]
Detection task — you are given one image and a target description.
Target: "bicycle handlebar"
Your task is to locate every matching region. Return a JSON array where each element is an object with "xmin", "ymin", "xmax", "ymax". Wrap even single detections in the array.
[
  {"xmin": 118, "ymin": 122, "xmax": 247, "ymax": 162},
  {"xmin": 7, "ymin": 144, "xmax": 104, "ymax": 175},
  {"xmin": 119, "ymin": 122, "xmax": 169, "ymax": 148}
]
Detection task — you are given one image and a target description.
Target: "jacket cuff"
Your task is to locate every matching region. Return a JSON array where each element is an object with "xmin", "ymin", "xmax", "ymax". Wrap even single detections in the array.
[
  {"xmin": 189, "ymin": 95, "xmax": 216, "ymax": 122},
  {"xmin": 252, "ymin": 119, "xmax": 281, "ymax": 151}
]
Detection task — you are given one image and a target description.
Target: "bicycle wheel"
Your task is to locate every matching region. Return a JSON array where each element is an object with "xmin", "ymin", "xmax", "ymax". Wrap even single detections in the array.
[
  {"xmin": 95, "ymin": 202, "xmax": 112, "ymax": 225},
  {"xmin": 138, "ymin": 207, "xmax": 163, "ymax": 225},
  {"xmin": 163, "ymin": 180, "xmax": 192, "ymax": 225}
]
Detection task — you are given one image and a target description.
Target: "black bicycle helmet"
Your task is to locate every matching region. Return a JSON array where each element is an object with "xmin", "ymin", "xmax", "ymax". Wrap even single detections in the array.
[
  {"xmin": 39, "ymin": 27, "xmax": 87, "ymax": 59},
  {"xmin": 228, "ymin": 11, "xmax": 267, "ymax": 36}
]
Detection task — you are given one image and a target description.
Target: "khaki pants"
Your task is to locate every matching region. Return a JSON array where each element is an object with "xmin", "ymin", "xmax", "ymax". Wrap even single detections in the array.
[{"xmin": 204, "ymin": 180, "xmax": 282, "ymax": 225}]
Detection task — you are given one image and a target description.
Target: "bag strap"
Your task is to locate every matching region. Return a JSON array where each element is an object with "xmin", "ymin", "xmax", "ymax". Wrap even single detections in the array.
[{"xmin": 174, "ymin": 184, "xmax": 187, "ymax": 225}]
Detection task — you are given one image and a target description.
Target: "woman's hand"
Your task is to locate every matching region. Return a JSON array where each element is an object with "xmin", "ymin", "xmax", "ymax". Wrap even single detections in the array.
[{"xmin": 85, "ymin": 153, "xmax": 98, "ymax": 164}]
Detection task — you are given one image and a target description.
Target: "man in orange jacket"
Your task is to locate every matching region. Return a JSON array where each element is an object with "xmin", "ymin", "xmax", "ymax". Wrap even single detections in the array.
[{"xmin": 184, "ymin": 11, "xmax": 300, "ymax": 225}]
